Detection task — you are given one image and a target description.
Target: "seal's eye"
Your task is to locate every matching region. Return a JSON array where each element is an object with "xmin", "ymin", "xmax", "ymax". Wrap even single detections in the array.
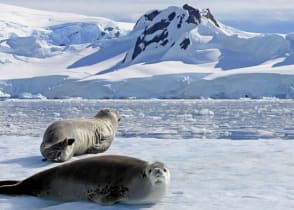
[
  {"xmin": 163, "ymin": 168, "xmax": 167, "ymax": 172},
  {"xmin": 148, "ymin": 169, "xmax": 152, "ymax": 174}
]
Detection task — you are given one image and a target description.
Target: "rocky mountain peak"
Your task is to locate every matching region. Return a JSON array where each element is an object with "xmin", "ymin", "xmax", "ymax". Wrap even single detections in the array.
[{"xmin": 122, "ymin": 4, "xmax": 219, "ymax": 65}]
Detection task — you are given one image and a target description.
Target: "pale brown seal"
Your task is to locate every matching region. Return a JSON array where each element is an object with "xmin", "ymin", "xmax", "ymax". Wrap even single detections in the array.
[
  {"xmin": 40, "ymin": 109, "xmax": 120, "ymax": 162},
  {"xmin": 0, "ymin": 155, "xmax": 170, "ymax": 205}
]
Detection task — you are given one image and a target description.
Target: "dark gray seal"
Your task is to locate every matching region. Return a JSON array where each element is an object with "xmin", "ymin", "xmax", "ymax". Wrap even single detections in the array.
[
  {"xmin": 40, "ymin": 109, "xmax": 120, "ymax": 162},
  {"xmin": 0, "ymin": 155, "xmax": 170, "ymax": 205}
]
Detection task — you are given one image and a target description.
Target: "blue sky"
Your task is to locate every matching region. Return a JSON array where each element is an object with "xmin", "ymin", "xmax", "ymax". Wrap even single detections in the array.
[{"xmin": 0, "ymin": 0, "xmax": 293, "ymax": 33}]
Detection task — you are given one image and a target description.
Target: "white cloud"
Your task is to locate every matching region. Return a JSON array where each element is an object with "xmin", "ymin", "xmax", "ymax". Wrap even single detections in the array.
[
  {"xmin": 0, "ymin": 0, "xmax": 293, "ymax": 23},
  {"xmin": 198, "ymin": 0, "xmax": 294, "ymax": 10}
]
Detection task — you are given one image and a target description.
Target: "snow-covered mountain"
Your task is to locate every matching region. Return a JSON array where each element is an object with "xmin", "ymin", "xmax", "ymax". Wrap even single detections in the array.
[
  {"xmin": 122, "ymin": 4, "xmax": 203, "ymax": 64},
  {"xmin": 0, "ymin": 4, "xmax": 128, "ymax": 59},
  {"xmin": 121, "ymin": 4, "xmax": 293, "ymax": 69},
  {"xmin": 0, "ymin": 3, "xmax": 294, "ymax": 99}
]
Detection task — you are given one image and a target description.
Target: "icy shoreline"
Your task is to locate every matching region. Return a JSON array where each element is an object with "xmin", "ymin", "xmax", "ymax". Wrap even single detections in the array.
[{"xmin": 2, "ymin": 69, "xmax": 294, "ymax": 100}]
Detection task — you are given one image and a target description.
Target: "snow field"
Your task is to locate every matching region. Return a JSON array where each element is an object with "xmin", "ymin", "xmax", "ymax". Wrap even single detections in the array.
[
  {"xmin": 0, "ymin": 136, "xmax": 294, "ymax": 210},
  {"xmin": 0, "ymin": 100, "xmax": 294, "ymax": 209}
]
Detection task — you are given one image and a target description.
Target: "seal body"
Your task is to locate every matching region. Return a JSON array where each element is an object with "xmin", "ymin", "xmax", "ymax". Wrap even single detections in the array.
[
  {"xmin": 0, "ymin": 155, "xmax": 170, "ymax": 205},
  {"xmin": 40, "ymin": 109, "xmax": 120, "ymax": 162}
]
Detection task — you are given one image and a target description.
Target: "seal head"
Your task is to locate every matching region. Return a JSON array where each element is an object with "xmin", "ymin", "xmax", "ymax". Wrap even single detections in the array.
[
  {"xmin": 146, "ymin": 161, "xmax": 170, "ymax": 185},
  {"xmin": 125, "ymin": 161, "xmax": 170, "ymax": 204},
  {"xmin": 95, "ymin": 108, "xmax": 121, "ymax": 123}
]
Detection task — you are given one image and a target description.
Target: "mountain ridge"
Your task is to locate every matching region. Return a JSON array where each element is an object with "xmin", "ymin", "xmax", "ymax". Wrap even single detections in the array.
[
  {"xmin": 93, "ymin": 4, "xmax": 293, "ymax": 75},
  {"xmin": 0, "ymin": 3, "xmax": 294, "ymax": 99}
]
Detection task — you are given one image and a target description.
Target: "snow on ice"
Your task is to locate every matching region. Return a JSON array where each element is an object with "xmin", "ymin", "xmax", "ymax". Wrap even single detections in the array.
[
  {"xmin": 0, "ymin": 136, "xmax": 293, "ymax": 210},
  {"xmin": 0, "ymin": 99, "xmax": 294, "ymax": 210}
]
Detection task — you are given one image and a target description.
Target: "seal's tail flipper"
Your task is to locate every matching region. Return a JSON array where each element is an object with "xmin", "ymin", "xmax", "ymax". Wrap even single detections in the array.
[
  {"xmin": 0, "ymin": 180, "xmax": 19, "ymax": 186},
  {"xmin": 0, "ymin": 180, "xmax": 23, "ymax": 195}
]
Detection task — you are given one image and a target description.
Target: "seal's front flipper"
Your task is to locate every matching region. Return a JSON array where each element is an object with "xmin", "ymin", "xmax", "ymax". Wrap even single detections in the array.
[
  {"xmin": 87, "ymin": 136, "xmax": 113, "ymax": 154},
  {"xmin": 41, "ymin": 138, "xmax": 75, "ymax": 162},
  {"xmin": 106, "ymin": 185, "xmax": 128, "ymax": 203},
  {"xmin": 88, "ymin": 192, "xmax": 116, "ymax": 205},
  {"xmin": 88, "ymin": 185, "xmax": 128, "ymax": 205}
]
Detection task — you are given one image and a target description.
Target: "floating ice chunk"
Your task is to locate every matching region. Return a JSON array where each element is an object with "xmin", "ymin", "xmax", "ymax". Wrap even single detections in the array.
[
  {"xmin": 192, "ymin": 109, "xmax": 199, "ymax": 115},
  {"xmin": 18, "ymin": 92, "xmax": 33, "ymax": 99},
  {"xmin": 256, "ymin": 130, "xmax": 275, "ymax": 138},
  {"xmin": 194, "ymin": 108, "xmax": 214, "ymax": 116},
  {"xmin": 32, "ymin": 93, "xmax": 47, "ymax": 99},
  {"xmin": 0, "ymin": 90, "xmax": 10, "ymax": 98},
  {"xmin": 138, "ymin": 112, "xmax": 145, "ymax": 118},
  {"xmin": 150, "ymin": 116, "xmax": 162, "ymax": 120},
  {"xmin": 53, "ymin": 112, "xmax": 60, "ymax": 117},
  {"xmin": 70, "ymin": 107, "xmax": 80, "ymax": 113},
  {"xmin": 17, "ymin": 92, "xmax": 46, "ymax": 99}
]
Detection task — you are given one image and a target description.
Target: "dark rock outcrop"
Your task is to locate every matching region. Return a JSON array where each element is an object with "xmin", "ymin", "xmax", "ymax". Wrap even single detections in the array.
[
  {"xmin": 183, "ymin": 4, "xmax": 201, "ymax": 24},
  {"xmin": 144, "ymin": 10, "xmax": 160, "ymax": 21},
  {"xmin": 180, "ymin": 38, "xmax": 190, "ymax": 50},
  {"xmin": 203, "ymin": 8, "xmax": 219, "ymax": 27},
  {"xmin": 124, "ymin": 4, "xmax": 204, "ymax": 64},
  {"xmin": 122, "ymin": 4, "xmax": 219, "ymax": 65}
]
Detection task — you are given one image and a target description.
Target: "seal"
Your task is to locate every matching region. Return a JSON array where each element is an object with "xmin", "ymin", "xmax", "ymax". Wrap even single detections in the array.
[
  {"xmin": 40, "ymin": 109, "xmax": 120, "ymax": 162},
  {"xmin": 0, "ymin": 155, "xmax": 170, "ymax": 205}
]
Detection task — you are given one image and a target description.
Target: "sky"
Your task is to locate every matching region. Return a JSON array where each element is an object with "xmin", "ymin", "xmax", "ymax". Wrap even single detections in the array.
[{"xmin": 0, "ymin": 0, "xmax": 293, "ymax": 33}]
